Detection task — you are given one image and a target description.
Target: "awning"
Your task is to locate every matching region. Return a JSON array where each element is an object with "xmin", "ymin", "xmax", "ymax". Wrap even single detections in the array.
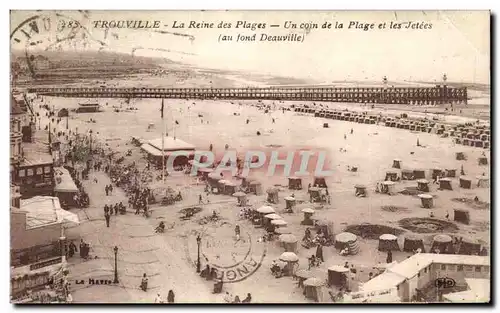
[{"xmin": 54, "ymin": 167, "xmax": 78, "ymax": 193}]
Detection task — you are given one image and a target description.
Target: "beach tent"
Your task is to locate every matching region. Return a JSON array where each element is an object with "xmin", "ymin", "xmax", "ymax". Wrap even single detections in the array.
[
  {"xmin": 279, "ymin": 234, "xmax": 298, "ymax": 253},
  {"xmin": 458, "ymin": 238, "xmax": 482, "ymax": 255},
  {"xmin": 334, "ymin": 232, "xmax": 359, "ymax": 255},
  {"xmin": 403, "ymin": 234, "xmax": 425, "ymax": 253},
  {"xmin": 378, "ymin": 234, "xmax": 400, "ymax": 252},
  {"xmin": 328, "ymin": 266, "xmax": 349, "ymax": 287},
  {"xmin": 431, "ymin": 234, "xmax": 454, "ymax": 254},
  {"xmin": 303, "ymin": 277, "xmax": 325, "ymax": 302},
  {"xmin": 459, "ymin": 176, "xmax": 472, "ymax": 189}
]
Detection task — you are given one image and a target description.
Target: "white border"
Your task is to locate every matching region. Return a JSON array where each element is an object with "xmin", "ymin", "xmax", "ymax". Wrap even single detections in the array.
[{"xmin": 3, "ymin": 1, "xmax": 497, "ymax": 312}]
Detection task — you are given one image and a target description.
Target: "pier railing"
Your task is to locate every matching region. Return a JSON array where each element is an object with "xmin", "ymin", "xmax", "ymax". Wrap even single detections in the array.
[{"xmin": 27, "ymin": 86, "xmax": 468, "ymax": 105}]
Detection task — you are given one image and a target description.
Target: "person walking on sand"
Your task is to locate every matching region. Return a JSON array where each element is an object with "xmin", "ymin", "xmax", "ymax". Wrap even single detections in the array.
[
  {"xmin": 386, "ymin": 250, "xmax": 393, "ymax": 264},
  {"xmin": 105, "ymin": 211, "xmax": 110, "ymax": 228},
  {"xmin": 167, "ymin": 290, "xmax": 175, "ymax": 303}
]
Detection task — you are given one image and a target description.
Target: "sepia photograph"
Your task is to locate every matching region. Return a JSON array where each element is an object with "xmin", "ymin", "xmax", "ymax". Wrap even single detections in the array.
[{"xmin": 9, "ymin": 10, "xmax": 490, "ymax": 304}]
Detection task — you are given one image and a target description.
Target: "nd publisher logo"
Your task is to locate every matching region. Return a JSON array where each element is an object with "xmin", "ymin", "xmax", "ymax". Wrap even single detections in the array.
[{"xmin": 434, "ymin": 277, "xmax": 456, "ymax": 289}]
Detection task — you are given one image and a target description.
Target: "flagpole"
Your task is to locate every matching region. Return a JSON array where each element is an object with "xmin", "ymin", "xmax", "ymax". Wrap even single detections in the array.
[{"xmin": 161, "ymin": 99, "xmax": 165, "ymax": 183}]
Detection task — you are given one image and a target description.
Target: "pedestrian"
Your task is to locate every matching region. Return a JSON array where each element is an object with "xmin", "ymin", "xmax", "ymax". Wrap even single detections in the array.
[
  {"xmin": 316, "ymin": 244, "xmax": 324, "ymax": 263},
  {"xmin": 105, "ymin": 212, "xmax": 110, "ymax": 228},
  {"xmin": 114, "ymin": 204, "xmax": 119, "ymax": 215},
  {"xmin": 109, "ymin": 185, "xmax": 113, "ymax": 195},
  {"xmin": 104, "ymin": 205, "xmax": 109, "ymax": 215},
  {"xmin": 68, "ymin": 241, "xmax": 77, "ymax": 258},
  {"xmin": 140, "ymin": 273, "xmax": 148, "ymax": 291},
  {"xmin": 235, "ymin": 224, "xmax": 241, "ymax": 241},
  {"xmin": 105, "ymin": 185, "xmax": 109, "ymax": 196},
  {"xmin": 79, "ymin": 239, "xmax": 85, "ymax": 258},
  {"xmin": 167, "ymin": 290, "xmax": 175, "ymax": 303},
  {"xmin": 386, "ymin": 250, "xmax": 393, "ymax": 264},
  {"xmin": 199, "ymin": 194, "xmax": 203, "ymax": 204},
  {"xmin": 233, "ymin": 295, "xmax": 241, "ymax": 303},
  {"xmin": 242, "ymin": 293, "xmax": 252, "ymax": 303}
]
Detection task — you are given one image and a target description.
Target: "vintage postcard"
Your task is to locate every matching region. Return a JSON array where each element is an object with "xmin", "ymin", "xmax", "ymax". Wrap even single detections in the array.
[{"xmin": 10, "ymin": 10, "xmax": 490, "ymax": 304}]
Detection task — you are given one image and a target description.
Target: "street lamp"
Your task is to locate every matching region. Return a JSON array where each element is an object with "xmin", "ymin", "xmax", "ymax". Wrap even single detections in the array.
[
  {"xmin": 196, "ymin": 234, "xmax": 202, "ymax": 273},
  {"xmin": 113, "ymin": 246, "xmax": 119, "ymax": 284}
]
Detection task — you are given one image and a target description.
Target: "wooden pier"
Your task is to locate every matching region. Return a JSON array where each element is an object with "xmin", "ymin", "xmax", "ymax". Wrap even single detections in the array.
[{"xmin": 28, "ymin": 85, "xmax": 468, "ymax": 105}]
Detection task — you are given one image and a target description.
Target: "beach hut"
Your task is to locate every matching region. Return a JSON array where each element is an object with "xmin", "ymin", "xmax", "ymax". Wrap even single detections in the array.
[
  {"xmin": 417, "ymin": 179, "xmax": 430, "ymax": 192},
  {"xmin": 454, "ymin": 209, "xmax": 470, "ymax": 225},
  {"xmin": 431, "ymin": 169, "xmax": 444, "ymax": 180},
  {"xmin": 378, "ymin": 234, "xmax": 400, "ymax": 252},
  {"xmin": 248, "ymin": 180, "xmax": 262, "ymax": 195},
  {"xmin": 381, "ymin": 181, "xmax": 396, "ymax": 195},
  {"xmin": 266, "ymin": 187, "xmax": 279, "ymax": 204},
  {"xmin": 279, "ymin": 252, "xmax": 299, "ymax": 276},
  {"xmin": 288, "ymin": 177, "xmax": 303, "ymax": 190},
  {"xmin": 431, "ymin": 234, "xmax": 454, "ymax": 254},
  {"xmin": 413, "ymin": 169, "xmax": 426, "ymax": 179},
  {"xmin": 403, "ymin": 234, "xmax": 425, "ymax": 253},
  {"xmin": 445, "ymin": 168, "xmax": 457, "ymax": 178},
  {"xmin": 478, "ymin": 157, "xmax": 488, "ymax": 166},
  {"xmin": 222, "ymin": 181, "xmax": 237, "ymax": 196},
  {"xmin": 284, "ymin": 196, "xmax": 296, "ymax": 213},
  {"xmin": 477, "ymin": 176, "xmax": 490, "ymax": 188},
  {"xmin": 327, "ymin": 266, "xmax": 349, "ymax": 287},
  {"xmin": 354, "ymin": 184, "xmax": 367, "ymax": 197},
  {"xmin": 301, "ymin": 208, "xmax": 315, "ymax": 226},
  {"xmin": 385, "ymin": 170, "xmax": 399, "ymax": 182},
  {"xmin": 233, "ymin": 191, "xmax": 247, "ymax": 206},
  {"xmin": 279, "ymin": 234, "xmax": 298, "ymax": 253},
  {"xmin": 401, "ymin": 169, "xmax": 415, "ymax": 180},
  {"xmin": 295, "ymin": 269, "xmax": 313, "ymax": 288},
  {"xmin": 323, "ymin": 123, "xmax": 329, "ymax": 128},
  {"xmin": 334, "ymin": 232, "xmax": 359, "ymax": 255},
  {"xmin": 458, "ymin": 238, "xmax": 482, "ymax": 255},
  {"xmin": 418, "ymin": 194, "xmax": 434, "ymax": 209},
  {"xmin": 207, "ymin": 172, "xmax": 222, "ymax": 194},
  {"xmin": 459, "ymin": 176, "xmax": 472, "ymax": 189},
  {"xmin": 439, "ymin": 178, "xmax": 453, "ymax": 190},
  {"xmin": 392, "ymin": 159, "xmax": 402, "ymax": 169},
  {"xmin": 313, "ymin": 177, "xmax": 328, "ymax": 188},
  {"xmin": 303, "ymin": 277, "xmax": 325, "ymax": 302}
]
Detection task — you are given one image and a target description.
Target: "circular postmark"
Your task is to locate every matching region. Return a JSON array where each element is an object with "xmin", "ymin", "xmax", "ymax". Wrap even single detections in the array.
[
  {"xmin": 185, "ymin": 223, "xmax": 266, "ymax": 283},
  {"xmin": 10, "ymin": 11, "xmax": 105, "ymax": 80}
]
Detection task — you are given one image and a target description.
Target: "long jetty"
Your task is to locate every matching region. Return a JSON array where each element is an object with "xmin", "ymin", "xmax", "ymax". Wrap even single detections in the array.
[{"xmin": 28, "ymin": 85, "xmax": 467, "ymax": 105}]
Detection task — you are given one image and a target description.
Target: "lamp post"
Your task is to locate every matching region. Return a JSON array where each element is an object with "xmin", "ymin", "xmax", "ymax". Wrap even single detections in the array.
[
  {"xmin": 113, "ymin": 246, "xmax": 119, "ymax": 284},
  {"xmin": 196, "ymin": 234, "xmax": 201, "ymax": 273}
]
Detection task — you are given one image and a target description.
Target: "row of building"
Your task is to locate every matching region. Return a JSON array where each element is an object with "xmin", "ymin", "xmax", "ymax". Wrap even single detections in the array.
[{"xmin": 10, "ymin": 94, "xmax": 79, "ymax": 301}]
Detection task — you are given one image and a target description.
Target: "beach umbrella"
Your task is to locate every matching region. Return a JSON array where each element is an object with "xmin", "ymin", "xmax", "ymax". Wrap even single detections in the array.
[
  {"xmin": 264, "ymin": 213, "xmax": 282, "ymax": 220},
  {"xmin": 279, "ymin": 234, "xmax": 297, "ymax": 243},
  {"xmin": 284, "ymin": 196, "xmax": 295, "ymax": 201},
  {"xmin": 304, "ymin": 277, "xmax": 324, "ymax": 287},
  {"xmin": 379, "ymin": 234, "xmax": 397, "ymax": 241},
  {"xmin": 271, "ymin": 219, "xmax": 288, "ymax": 226},
  {"xmin": 302, "ymin": 208, "xmax": 315, "ymax": 214},
  {"xmin": 257, "ymin": 206, "xmax": 275, "ymax": 214},
  {"xmin": 335, "ymin": 232, "xmax": 357, "ymax": 243},
  {"xmin": 233, "ymin": 191, "xmax": 246, "ymax": 197},
  {"xmin": 279, "ymin": 252, "xmax": 299, "ymax": 262}
]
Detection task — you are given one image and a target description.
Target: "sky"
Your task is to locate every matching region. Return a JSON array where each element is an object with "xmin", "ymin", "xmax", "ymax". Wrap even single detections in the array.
[{"xmin": 10, "ymin": 10, "xmax": 490, "ymax": 84}]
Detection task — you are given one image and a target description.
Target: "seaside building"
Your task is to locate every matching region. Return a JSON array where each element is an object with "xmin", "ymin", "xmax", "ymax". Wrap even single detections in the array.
[
  {"xmin": 140, "ymin": 136, "xmax": 196, "ymax": 167},
  {"xmin": 10, "ymin": 195, "xmax": 78, "ymax": 299},
  {"xmin": 356, "ymin": 253, "xmax": 490, "ymax": 302}
]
